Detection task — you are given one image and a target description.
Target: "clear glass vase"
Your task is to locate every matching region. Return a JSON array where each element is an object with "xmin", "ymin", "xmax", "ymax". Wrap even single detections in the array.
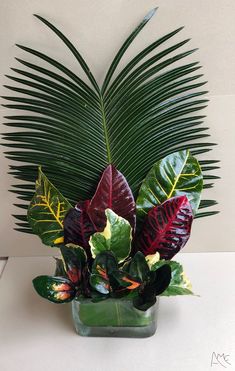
[{"xmin": 72, "ymin": 297, "xmax": 158, "ymax": 338}]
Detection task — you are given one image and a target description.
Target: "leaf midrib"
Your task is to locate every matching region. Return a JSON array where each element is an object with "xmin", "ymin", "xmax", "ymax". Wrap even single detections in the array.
[
  {"xmin": 100, "ymin": 96, "xmax": 112, "ymax": 163},
  {"xmin": 167, "ymin": 152, "xmax": 189, "ymax": 199}
]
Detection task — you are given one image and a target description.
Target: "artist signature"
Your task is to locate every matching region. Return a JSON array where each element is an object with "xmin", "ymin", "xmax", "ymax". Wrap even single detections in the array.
[{"xmin": 211, "ymin": 352, "xmax": 231, "ymax": 368}]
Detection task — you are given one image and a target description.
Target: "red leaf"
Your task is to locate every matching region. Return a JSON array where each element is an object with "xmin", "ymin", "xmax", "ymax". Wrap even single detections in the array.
[
  {"xmin": 66, "ymin": 266, "xmax": 81, "ymax": 284},
  {"xmin": 64, "ymin": 200, "xmax": 96, "ymax": 255},
  {"xmin": 88, "ymin": 165, "xmax": 136, "ymax": 231},
  {"xmin": 136, "ymin": 196, "xmax": 193, "ymax": 260}
]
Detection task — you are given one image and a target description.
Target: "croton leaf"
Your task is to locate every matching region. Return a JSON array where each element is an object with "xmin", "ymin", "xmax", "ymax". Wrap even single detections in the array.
[
  {"xmin": 91, "ymin": 291, "xmax": 109, "ymax": 303},
  {"xmin": 92, "ymin": 251, "xmax": 118, "ymax": 276},
  {"xmin": 124, "ymin": 251, "xmax": 149, "ymax": 282},
  {"xmin": 151, "ymin": 260, "xmax": 194, "ymax": 296},
  {"xmin": 90, "ymin": 274, "xmax": 110, "ymax": 295},
  {"xmin": 112, "ymin": 270, "xmax": 141, "ymax": 290},
  {"xmin": 133, "ymin": 264, "xmax": 171, "ymax": 311},
  {"xmin": 88, "ymin": 165, "xmax": 136, "ymax": 231},
  {"xmin": 145, "ymin": 252, "xmax": 160, "ymax": 270},
  {"xmin": 81, "ymin": 265, "xmax": 92, "ymax": 298},
  {"xmin": 90, "ymin": 251, "xmax": 118, "ymax": 294},
  {"xmin": 133, "ymin": 294, "xmax": 156, "ymax": 312},
  {"xmin": 63, "ymin": 200, "xmax": 96, "ymax": 257},
  {"xmin": 90, "ymin": 251, "xmax": 141, "ymax": 294},
  {"xmin": 60, "ymin": 244, "xmax": 87, "ymax": 284},
  {"xmin": 89, "ymin": 209, "xmax": 132, "ymax": 262},
  {"xmin": 154, "ymin": 264, "xmax": 172, "ymax": 296},
  {"xmin": 33, "ymin": 275, "xmax": 76, "ymax": 303},
  {"xmin": 136, "ymin": 195, "xmax": 193, "ymax": 260},
  {"xmin": 28, "ymin": 167, "xmax": 72, "ymax": 246},
  {"xmin": 54, "ymin": 257, "xmax": 67, "ymax": 277},
  {"xmin": 136, "ymin": 150, "xmax": 203, "ymax": 225}
]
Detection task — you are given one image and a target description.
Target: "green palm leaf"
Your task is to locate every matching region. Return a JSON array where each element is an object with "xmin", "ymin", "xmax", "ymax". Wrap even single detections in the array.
[{"xmin": 2, "ymin": 9, "xmax": 219, "ymax": 233}]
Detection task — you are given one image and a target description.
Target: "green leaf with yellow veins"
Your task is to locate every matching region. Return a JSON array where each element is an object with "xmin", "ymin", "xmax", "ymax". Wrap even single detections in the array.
[
  {"xmin": 151, "ymin": 260, "xmax": 194, "ymax": 296},
  {"xmin": 28, "ymin": 167, "xmax": 72, "ymax": 246},
  {"xmin": 89, "ymin": 209, "xmax": 132, "ymax": 263},
  {"xmin": 136, "ymin": 150, "xmax": 203, "ymax": 225}
]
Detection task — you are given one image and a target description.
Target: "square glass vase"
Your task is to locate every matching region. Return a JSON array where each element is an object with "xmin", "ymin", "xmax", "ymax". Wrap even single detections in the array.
[{"xmin": 72, "ymin": 297, "xmax": 158, "ymax": 338}]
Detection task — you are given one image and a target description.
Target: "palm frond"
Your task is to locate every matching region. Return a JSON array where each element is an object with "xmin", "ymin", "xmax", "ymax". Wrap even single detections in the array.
[{"xmin": 2, "ymin": 10, "xmax": 219, "ymax": 233}]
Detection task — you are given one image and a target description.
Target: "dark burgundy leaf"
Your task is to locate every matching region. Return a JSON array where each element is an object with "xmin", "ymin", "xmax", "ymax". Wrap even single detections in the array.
[
  {"xmin": 136, "ymin": 196, "xmax": 193, "ymax": 259},
  {"xmin": 63, "ymin": 200, "xmax": 96, "ymax": 255},
  {"xmin": 154, "ymin": 264, "xmax": 172, "ymax": 296},
  {"xmin": 133, "ymin": 292, "xmax": 156, "ymax": 312},
  {"xmin": 88, "ymin": 165, "xmax": 136, "ymax": 231},
  {"xmin": 133, "ymin": 265, "xmax": 171, "ymax": 311}
]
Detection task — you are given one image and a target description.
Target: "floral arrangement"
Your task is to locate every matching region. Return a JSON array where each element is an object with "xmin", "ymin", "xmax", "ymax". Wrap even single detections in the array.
[
  {"xmin": 3, "ymin": 8, "xmax": 219, "ymax": 332},
  {"xmin": 31, "ymin": 150, "xmax": 200, "ymax": 311}
]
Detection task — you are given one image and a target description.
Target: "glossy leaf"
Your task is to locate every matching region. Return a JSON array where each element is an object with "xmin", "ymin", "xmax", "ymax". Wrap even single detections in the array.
[
  {"xmin": 145, "ymin": 252, "xmax": 160, "ymax": 270},
  {"xmin": 136, "ymin": 150, "xmax": 203, "ymax": 225},
  {"xmin": 133, "ymin": 264, "xmax": 171, "ymax": 311},
  {"xmin": 151, "ymin": 260, "xmax": 194, "ymax": 295},
  {"xmin": 90, "ymin": 251, "xmax": 141, "ymax": 294},
  {"xmin": 124, "ymin": 251, "xmax": 149, "ymax": 282},
  {"xmin": 90, "ymin": 251, "xmax": 118, "ymax": 294},
  {"xmin": 88, "ymin": 165, "xmax": 136, "ymax": 231},
  {"xmin": 91, "ymin": 291, "xmax": 109, "ymax": 303},
  {"xmin": 63, "ymin": 200, "xmax": 96, "ymax": 258},
  {"xmin": 90, "ymin": 274, "xmax": 110, "ymax": 295},
  {"xmin": 54, "ymin": 257, "xmax": 67, "ymax": 277},
  {"xmin": 27, "ymin": 167, "xmax": 72, "ymax": 246},
  {"xmin": 92, "ymin": 251, "xmax": 118, "ymax": 276},
  {"xmin": 133, "ymin": 294, "xmax": 156, "ymax": 312},
  {"xmin": 3, "ymin": 11, "xmax": 219, "ymax": 234},
  {"xmin": 89, "ymin": 209, "xmax": 132, "ymax": 262},
  {"xmin": 81, "ymin": 265, "xmax": 92, "ymax": 298},
  {"xmin": 136, "ymin": 196, "xmax": 193, "ymax": 259},
  {"xmin": 112, "ymin": 270, "xmax": 141, "ymax": 290},
  {"xmin": 33, "ymin": 275, "xmax": 76, "ymax": 303},
  {"xmin": 60, "ymin": 244, "xmax": 87, "ymax": 284},
  {"xmin": 154, "ymin": 264, "xmax": 172, "ymax": 296}
]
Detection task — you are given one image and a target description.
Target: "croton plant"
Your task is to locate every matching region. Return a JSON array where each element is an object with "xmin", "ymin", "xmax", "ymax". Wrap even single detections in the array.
[{"xmin": 31, "ymin": 149, "xmax": 202, "ymax": 311}]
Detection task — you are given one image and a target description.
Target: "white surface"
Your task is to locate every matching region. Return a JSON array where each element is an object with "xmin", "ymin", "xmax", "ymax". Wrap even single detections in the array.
[
  {"xmin": 0, "ymin": 0, "xmax": 233, "ymax": 256},
  {"xmin": 0, "ymin": 259, "xmax": 7, "ymax": 277},
  {"xmin": 0, "ymin": 253, "xmax": 234, "ymax": 371}
]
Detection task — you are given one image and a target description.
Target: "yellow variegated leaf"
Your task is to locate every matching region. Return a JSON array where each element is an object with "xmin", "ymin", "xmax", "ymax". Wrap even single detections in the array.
[
  {"xmin": 145, "ymin": 252, "xmax": 160, "ymax": 270},
  {"xmin": 28, "ymin": 167, "xmax": 72, "ymax": 246},
  {"xmin": 89, "ymin": 209, "xmax": 132, "ymax": 263}
]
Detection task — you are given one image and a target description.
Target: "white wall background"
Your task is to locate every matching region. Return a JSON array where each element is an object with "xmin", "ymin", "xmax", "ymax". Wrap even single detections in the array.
[{"xmin": 0, "ymin": 0, "xmax": 234, "ymax": 257}]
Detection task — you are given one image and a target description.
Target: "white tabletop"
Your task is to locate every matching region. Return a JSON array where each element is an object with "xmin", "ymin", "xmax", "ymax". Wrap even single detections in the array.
[
  {"xmin": 0, "ymin": 253, "xmax": 234, "ymax": 371},
  {"xmin": 0, "ymin": 259, "xmax": 7, "ymax": 278}
]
